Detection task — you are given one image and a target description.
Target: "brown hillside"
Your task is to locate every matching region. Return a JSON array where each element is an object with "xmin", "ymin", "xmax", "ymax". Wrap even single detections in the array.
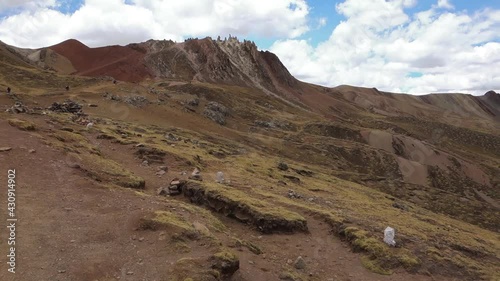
[{"xmin": 49, "ymin": 39, "xmax": 152, "ymax": 82}]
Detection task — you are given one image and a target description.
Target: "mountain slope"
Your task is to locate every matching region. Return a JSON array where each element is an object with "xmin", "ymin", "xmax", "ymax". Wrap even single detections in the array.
[{"xmin": 0, "ymin": 38, "xmax": 499, "ymax": 281}]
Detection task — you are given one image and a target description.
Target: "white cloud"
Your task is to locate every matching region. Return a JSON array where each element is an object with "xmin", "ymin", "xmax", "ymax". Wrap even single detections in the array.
[
  {"xmin": 0, "ymin": 0, "xmax": 57, "ymax": 12},
  {"xmin": 437, "ymin": 0, "xmax": 454, "ymax": 10},
  {"xmin": 271, "ymin": 0, "xmax": 500, "ymax": 95},
  {"xmin": 0, "ymin": 0, "xmax": 310, "ymax": 47}
]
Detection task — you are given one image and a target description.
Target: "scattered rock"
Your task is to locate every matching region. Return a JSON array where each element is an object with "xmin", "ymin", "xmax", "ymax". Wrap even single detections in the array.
[
  {"xmin": 135, "ymin": 143, "xmax": 145, "ymax": 148},
  {"xmin": 48, "ymin": 100, "xmax": 82, "ymax": 114},
  {"xmin": 158, "ymin": 166, "xmax": 168, "ymax": 172},
  {"xmin": 203, "ymin": 101, "xmax": 229, "ymax": 125},
  {"xmin": 29, "ymin": 149, "xmax": 36, "ymax": 153},
  {"xmin": 156, "ymin": 170, "xmax": 166, "ymax": 177},
  {"xmin": 156, "ymin": 186, "xmax": 168, "ymax": 196},
  {"xmin": 209, "ymin": 149, "xmax": 226, "ymax": 158},
  {"xmin": 0, "ymin": 147, "xmax": 12, "ymax": 152},
  {"xmin": 188, "ymin": 168, "xmax": 203, "ymax": 181},
  {"xmin": 293, "ymin": 168, "xmax": 314, "ymax": 177},
  {"xmin": 187, "ymin": 98, "xmax": 200, "ymax": 107},
  {"xmin": 165, "ymin": 178, "xmax": 186, "ymax": 196},
  {"xmin": 216, "ymin": 171, "xmax": 225, "ymax": 183},
  {"xmin": 6, "ymin": 102, "xmax": 31, "ymax": 114},
  {"xmin": 124, "ymin": 95, "xmax": 149, "ymax": 107},
  {"xmin": 287, "ymin": 190, "xmax": 303, "ymax": 199},
  {"xmin": 277, "ymin": 161, "xmax": 289, "ymax": 171},
  {"xmin": 392, "ymin": 202, "xmax": 409, "ymax": 211},
  {"xmin": 58, "ymin": 270, "xmax": 66, "ymax": 274},
  {"xmin": 165, "ymin": 133, "xmax": 178, "ymax": 142},
  {"xmin": 284, "ymin": 175, "xmax": 301, "ymax": 184},
  {"xmin": 294, "ymin": 256, "xmax": 306, "ymax": 270},
  {"xmin": 277, "ymin": 181, "xmax": 287, "ymax": 186}
]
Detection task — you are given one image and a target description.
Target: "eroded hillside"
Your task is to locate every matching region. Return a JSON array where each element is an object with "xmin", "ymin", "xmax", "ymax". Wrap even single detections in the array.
[{"xmin": 0, "ymin": 38, "xmax": 499, "ymax": 281}]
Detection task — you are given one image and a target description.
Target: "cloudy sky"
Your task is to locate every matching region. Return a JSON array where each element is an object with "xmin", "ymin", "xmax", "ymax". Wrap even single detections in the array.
[{"xmin": 0, "ymin": 0, "xmax": 499, "ymax": 94}]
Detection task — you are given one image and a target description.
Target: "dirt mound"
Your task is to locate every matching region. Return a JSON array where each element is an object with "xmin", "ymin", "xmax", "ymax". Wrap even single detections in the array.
[{"xmin": 48, "ymin": 39, "xmax": 152, "ymax": 82}]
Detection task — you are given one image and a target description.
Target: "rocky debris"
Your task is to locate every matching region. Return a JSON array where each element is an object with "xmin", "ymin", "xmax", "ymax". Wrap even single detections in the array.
[
  {"xmin": 103, "ymin": 92, "xmax": 121, "ymax": 101},
  {"xmin": 254, "ymin": 120, "xmax": 294, "ymax": 130},
  {"xmin": 211, "ymin": 251, "xmax": 240, "ymax": 278},
  {"xmin": 6, "ymin": 102, "xmax": 31, "ymax": 114},
  {"xmin": 216, "ymin": 171, "xmax": 225, "ymax": 183},
  {"xmin": 292, "ymin": 168, "xmax": 314, "ymax": 177},
  {"xmin": 284, "ymin": 175, "xmax": 301, "ymax": 184},
  {"xmin": 158, "ymin": 166, "xmax": 168, "ymax": 172},
  {"xmin": 208, "ymin": 149, "xmax": 227, "ymax": 158},
  {"xmin": 188, "ymin": 168, "xmax": 203, "ymax": 181},
  {"xmin": 392, "ymin": 202, "xmax": 410, "ymax": 211},
  {"xmin": 294, "ymin": 256, "xmax": 306, "ymax": 270},
  {"xmin": 71, "ymin": 115, "xmax": 92, "ymax": 126},
  {"xmin": 287, "ymin": 190, "xmax": 303, "ymax": 199},
  {"xmin": 165, "ymin": 133, "xmax": 179, "ymax": 142},
  {"xmin": 156, "ymin": 170, "xmax": 166, "ymax": 177},
  {"xmin": 29, "ymin": 149, "xmax": 36, "ymax": 153},
  {"xmin": 157, "ymin": 178, "xmax": 186, "ymax": 196},
  {"xmin": 48, "ymin": 100, "xmax": 82, "ymax": 114},
  {"xmin": 187, "ymin": 98, "xmax": 199, "ymax": 107},
  {"xmin": 124, "ymin": 95, "xmax": 149, "ymax": 107},
  {"xmin": 0, "ymin": 147, "xmax": 13, "ymax": 152},
  {"xmin": 203, "ymin": 101, "xmax": 229, "ymax": 125},
  {"xmin": 277, "ymin": 161, "xmax": 289, "ymax": 171}
]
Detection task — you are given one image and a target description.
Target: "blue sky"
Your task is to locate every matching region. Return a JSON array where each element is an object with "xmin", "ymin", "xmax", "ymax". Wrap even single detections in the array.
[{"xmin": 0, "ymin": 0, "xmax": 499, "ymax": 94}]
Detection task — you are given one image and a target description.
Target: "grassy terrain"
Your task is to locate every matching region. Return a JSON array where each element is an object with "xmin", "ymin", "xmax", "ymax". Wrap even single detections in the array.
[{"xmin": 1, "ymin": 61, "xmax": 499, "ymax": 280}]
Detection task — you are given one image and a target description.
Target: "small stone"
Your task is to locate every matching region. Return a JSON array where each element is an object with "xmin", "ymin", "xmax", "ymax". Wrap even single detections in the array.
[
  {"xmin": 58, "ymin": 270, "xmax": 66, "ymax": 273},
  {"xmin": 142, "ymin": 160, "xmax": 149, "ymax": 166},
  {"xmin": 248, "ymin": 261, "xmax": 255, "ymax": 265},
  {"xmin": 139, "ymin": 237, "xmax": 145, "ymax": 242},
  {"xmin": 294, "ymin": 256, "xmax": 306, "ymax": 270},
  {"xmin": 135, "ymin": 143, "xmax": 145, "ymax": 147},
  {"xmin": 0, "ymin": 147, "xmax": 12, "ymax": 152},
  {"xmin": 126, "ymin": 271, "xmax": 134, "ymax": 275},
  {"xmin": 216, "ymin": 171, "xmax": 225, "ymax": 183},
  {"xmin": 158, "ymin": 166, "xmax": 168, "ymax": 171},
  {"xmin": 68, "ymin": 163, "xmax": 81, "ymax": 169},
  {"xmin": 156, "ymin": 170, "xmax": 166, "ymax": 176},
  {"xmin": 277, "ymin": 161, "xmax": 289, "ymax": 171}
]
